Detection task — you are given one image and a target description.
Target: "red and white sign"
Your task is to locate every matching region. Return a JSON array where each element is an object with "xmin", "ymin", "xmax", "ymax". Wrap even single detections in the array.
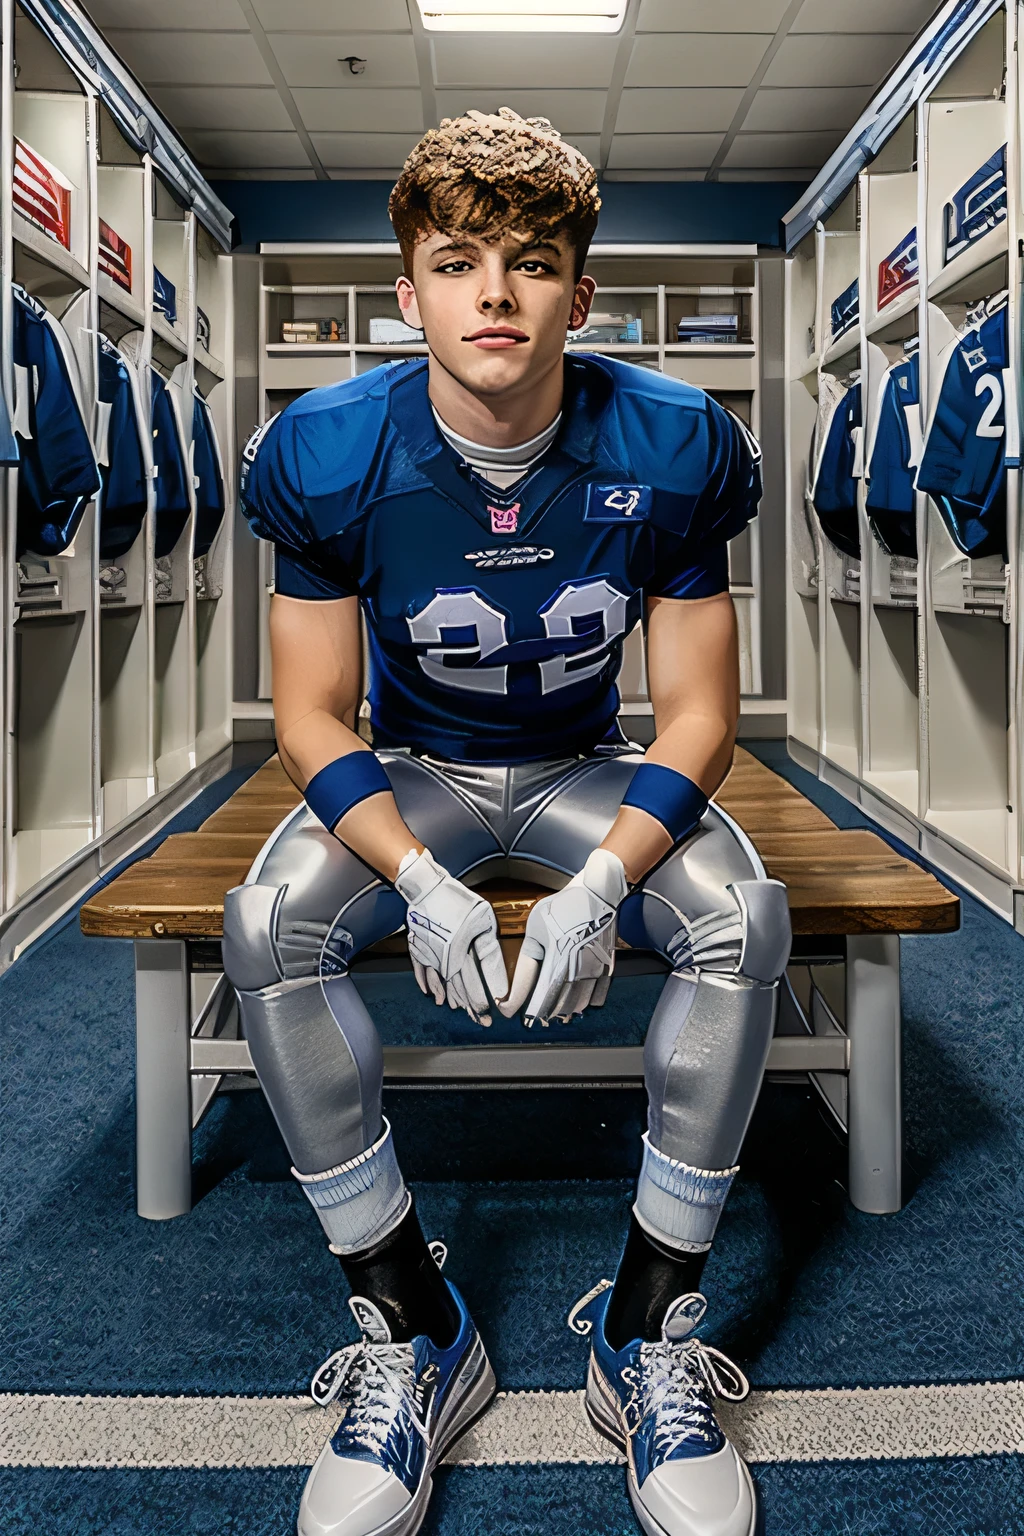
[
  {"xmin": 14, "ymin": 138, "xmax": 72, "ymax": 250},
  {"xmin": 99, "ymin": 218, "xmax": 133, "ymax": 293}
]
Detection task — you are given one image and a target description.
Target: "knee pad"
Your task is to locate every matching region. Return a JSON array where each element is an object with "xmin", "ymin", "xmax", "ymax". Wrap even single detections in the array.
[
  {"xmin": 222, "ymin": 883, "xmax": 286, "ymax": 992},
  {"xmin": 731, "ymin": 879, "xmax": 791, "ymax": 983}
]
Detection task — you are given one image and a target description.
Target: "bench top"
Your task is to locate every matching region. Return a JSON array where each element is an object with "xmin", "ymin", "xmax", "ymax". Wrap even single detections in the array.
[{"xmin": 80, "ymin": 747, "xmax": 960, "ymax": 940}]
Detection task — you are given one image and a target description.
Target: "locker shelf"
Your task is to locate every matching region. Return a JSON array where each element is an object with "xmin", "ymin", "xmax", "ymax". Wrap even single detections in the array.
[
  {"xmin": 927, "ymin": 227, "xmax": 1009, "ymax": 303},
  {"xmin": 12, "ymin": 210, "xmax": 89, "ymax": 291}
]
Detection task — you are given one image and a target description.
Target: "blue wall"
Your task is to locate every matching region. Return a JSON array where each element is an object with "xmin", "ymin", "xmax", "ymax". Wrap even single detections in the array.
[{"xmin": 213, "ymin": 179, "xmax": 808, "ymax": 251}]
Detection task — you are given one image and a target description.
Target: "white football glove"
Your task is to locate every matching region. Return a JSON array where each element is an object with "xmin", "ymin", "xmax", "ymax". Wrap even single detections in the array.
[
  {"xmin": 499, "ymin": 848, "xmax": 628, "ymax": 1026},
  {"xmin": 394, "ymin": 848, "xmax": 508, "ymax": 1026}
]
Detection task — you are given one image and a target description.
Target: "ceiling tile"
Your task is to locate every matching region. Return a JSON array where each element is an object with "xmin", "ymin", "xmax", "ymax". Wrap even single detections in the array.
[
  {"xmin": 616, "ymin": 88, "xmax": 744, "ymax": 133},
  {"xmin": 150, "ymin": 85, "xmax": 292, "ymax": 132},
  {"xmin": 561, "ymin": 134, "xmax": 602, "ymax": 163},
  {"xmin": 84, "ymin": 0, "xmax": 246, "ymax": 28},
  {"xmin": 607, "ymin": 133, "xmax": 724, "ymax": 170},
  {"xmin": 104, "ymin": 30, "xmax": 273, "ymax": 86},
  {"xmin": 792, "ymin": 0, "xmax": 939, "ymax": 32},
  {"xmin": 183, "ymin": 130, "xmax": 310, "ymax": 169},
  {"xmin": 432, "ymin": 35, "xmax": 619, "ymax": 89},
  {"xmin": 637, "ymin": 0, "xmax": 789, "ymax": 30},
  {"xmin": 311, "ymin": 132, "xmax": 422, "ymax": 168},
  {"xmin": 252, "ymin": 0, "xmax": 411, "ymax": 29},
  {"xmin": 762, "ymin": 33, "xmax": 912, "ymax": 88},
  {"xmin": 292, "ymin": 87, "xmax": 424, "ymax": 133},
  {"xmin": 434, "ymin": 90, "xmax": 607, "ymax": 134},
  {"xmin": 718, "ymin": 167, "xmax": 816, "ymax": 182},
  {"xmin": 625, "ymin": 33, "xmax": 770, "ymax": 88},
  {"xmin": 723, "ymin": 129, "xmax": 845, "ymax": 168},
  {"xmin": 269, "ymin": 33, "xmax": 419, "ymax": 89},
  {"xmin": 742, "ymin": 85, "xmax": 874, "ymax": 132}
]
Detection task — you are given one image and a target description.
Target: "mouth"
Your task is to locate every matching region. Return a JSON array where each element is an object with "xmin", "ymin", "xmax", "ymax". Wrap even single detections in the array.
[{"xmin": 464, "ymin": 326, "xmax": 529, "ymax": 349}]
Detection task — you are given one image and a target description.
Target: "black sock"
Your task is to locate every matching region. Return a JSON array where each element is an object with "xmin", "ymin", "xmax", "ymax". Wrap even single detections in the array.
[
  {"xmin": 603, "ymin": 1213, "xmax": 709, "ymax": 1350},
  {"xmin": 337, "ymin": 1196, "xmax": 461, "ymax": 1348}
]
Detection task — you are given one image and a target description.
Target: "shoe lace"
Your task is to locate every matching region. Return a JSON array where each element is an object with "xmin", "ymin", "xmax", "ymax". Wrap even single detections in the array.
[
  {"xmin": 309, "ymin": 1339, "xmax": 425, "ymax": 1454},
  {"xmin": 621, "ymin": 1336, "xmax": 749, "ymax": 1452}
]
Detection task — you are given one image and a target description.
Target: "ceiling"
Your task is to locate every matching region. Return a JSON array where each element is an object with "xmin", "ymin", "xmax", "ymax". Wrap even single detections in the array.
[{"xmin": 81, "ymin": 0, "xmax": 945, "ymax": 183}]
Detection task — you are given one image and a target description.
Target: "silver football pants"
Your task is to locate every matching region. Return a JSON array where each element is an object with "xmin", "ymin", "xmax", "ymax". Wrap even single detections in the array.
[{"xmin": 222, "ymin": 750, "xmax": 792, "ymax": 1256}]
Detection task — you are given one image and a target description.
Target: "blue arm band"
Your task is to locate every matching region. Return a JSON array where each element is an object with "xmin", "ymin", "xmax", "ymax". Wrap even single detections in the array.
[
  {"xmin": 304, "ymin": 751, "xmax": 392, "ymax": 832},
  {"xmin": 620, "ymin": 763, "xmax": 709, "ymax": 844}
]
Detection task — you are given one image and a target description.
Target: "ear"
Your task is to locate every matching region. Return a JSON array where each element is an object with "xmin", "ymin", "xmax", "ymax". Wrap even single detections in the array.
[
  {"xmin": 570, "ymin": 275, "xmax": 597, "ymax": 333},
  {"xmin": 396, "ymin": 275, "xmax": 423, "ymax": 329}
]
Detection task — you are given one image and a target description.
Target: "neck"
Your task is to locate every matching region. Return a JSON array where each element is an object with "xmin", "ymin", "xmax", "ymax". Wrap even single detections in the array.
[{"xmin": 426, "ymin": 350, "xmax": 564, "ymax": 448}]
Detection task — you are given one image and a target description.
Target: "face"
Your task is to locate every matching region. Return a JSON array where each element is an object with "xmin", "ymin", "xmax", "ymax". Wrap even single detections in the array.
[{"xmin": 395, "ymin": 229, "xmax": 596, "ymax": 402}]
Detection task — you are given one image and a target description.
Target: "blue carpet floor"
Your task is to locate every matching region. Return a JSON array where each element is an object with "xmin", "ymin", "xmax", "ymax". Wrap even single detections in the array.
[{"xmin": 1, "ymin": 743, "xmax": 1021, "ymax": 1532}]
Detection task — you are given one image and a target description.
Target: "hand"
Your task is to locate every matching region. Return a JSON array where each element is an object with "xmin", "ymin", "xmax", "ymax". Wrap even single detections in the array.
[
  {"xmin": 499, "ymin": 848, "xmax": 628, "ymax": 1026},
  {"xmin": 393, "ymin": 848, "xmax": 508, "ymax": 1026}
]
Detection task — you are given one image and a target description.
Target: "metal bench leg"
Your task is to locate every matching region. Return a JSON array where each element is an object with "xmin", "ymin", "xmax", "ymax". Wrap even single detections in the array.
[
  {"xmin": 134, "ymin": 938, "xmax": 192, "ymax": 1220},
  {"xmin": 845, "ymin": 935, "xmax": 902, "ymax": 1214}
]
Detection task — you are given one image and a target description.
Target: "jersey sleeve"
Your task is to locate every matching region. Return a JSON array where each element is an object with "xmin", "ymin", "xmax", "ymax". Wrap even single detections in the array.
[
  {"xmin": 240, "ymin": 411, "xmax": 358, "ymax": 600},
  {"xmin": 649, "ymin": 398, "xmax": 761, "ymax": 599}
]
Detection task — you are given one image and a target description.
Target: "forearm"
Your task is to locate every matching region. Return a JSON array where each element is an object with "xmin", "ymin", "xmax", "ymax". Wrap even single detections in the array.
[
  {"xmin": 600, "ymin": 590, "xmax": 739, "ymax": 885},
  {"xmin": 600, "ymin": 708, "xmax": 736, "ymax": 885}
]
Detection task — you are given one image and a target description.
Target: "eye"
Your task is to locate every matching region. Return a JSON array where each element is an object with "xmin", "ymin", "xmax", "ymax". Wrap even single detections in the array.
[
  {"xmin": 434, "ymin": 259, "xmax": 473, "ymax": 274},
  {"xmin": 516, "ymin": 259, "xmax": 556, "ymax": 275}
]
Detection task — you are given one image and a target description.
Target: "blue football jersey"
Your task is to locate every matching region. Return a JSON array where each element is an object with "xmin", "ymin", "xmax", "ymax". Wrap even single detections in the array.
[
  {"xmin": 192, "ymin": 388, "xmax": 226, "ymax": 557},
  {"xmin": 97, "ymin": 336, "xmax": 148, "ymax": 560},
  {"xmin": 865, "ymin": 349, "xmax": 919, "ymax": 559},
  {"xmin": 241, "ymin": 355, "xmax": 761, "ymax": 764},
  {"xmin": 811, "ymin": 380, "xmax": 861, "ymax": 560},
  {"xmin": 11, "ymin": 284, "xmax": 100, "ymax": 558},
  {"xmin": 151, "ymin": 375, "xmax": 191, "ymax": 558},
  {"xmin": 916, "ymin": 295, "xmax": 1008, "ymax": 559}
]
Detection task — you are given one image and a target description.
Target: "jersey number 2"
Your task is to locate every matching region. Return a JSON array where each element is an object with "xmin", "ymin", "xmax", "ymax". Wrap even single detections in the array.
[
  {"xmin": 407, "ymin": 579, "xmax": 629, "ymax": 696},
  {"xmin": 975, "ymin": 373, "xmax": 1004, "ymax": 438}
]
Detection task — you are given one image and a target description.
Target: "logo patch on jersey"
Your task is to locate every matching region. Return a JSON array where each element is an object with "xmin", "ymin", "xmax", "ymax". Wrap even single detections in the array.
[
  {"xmin": 944, "ymin": 145, "xmax": 1007, "ymax": 265},
  {"xmin": 584, "ymin": 484, "xmax": 653, "ymax": 523},
  {"xmin": 464, "ymin": 545, "xmax": 555, "ymax": 569},
  {"xmin": 829, "ymin": 278, "xmax": 859, "ymax": 344},
  {"xmin": 877, "ymin": 228, "xmax": 918, "ymax": 310},
  {"xmin": 489, "ymin": 503, "xmax": 519, "ymax": 534}
]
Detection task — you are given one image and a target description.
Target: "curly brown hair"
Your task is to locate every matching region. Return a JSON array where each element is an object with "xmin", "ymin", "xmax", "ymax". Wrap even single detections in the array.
[{"xmin": 389, "ymin": 107, "xmax": 601, "ymax": 280}]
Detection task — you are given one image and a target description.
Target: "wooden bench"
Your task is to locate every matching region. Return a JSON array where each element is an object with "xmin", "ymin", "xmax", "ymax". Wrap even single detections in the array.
[{"xmin": 81, "ymin": 747, "xmax": 959, "ymax": 1223}]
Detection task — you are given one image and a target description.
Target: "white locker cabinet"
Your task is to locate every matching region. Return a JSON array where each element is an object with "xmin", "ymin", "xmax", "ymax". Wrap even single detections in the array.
[
  {"xmin": 783, "ymin": 4, "xmax": 1024, "ymax": 922},
  {"xmin": 251, "ymin": 241, "xmax": 768, "ymax": 714},
  {"xmin": 0, "ymin": 0, "xmax": 235, "ymax": 943}
]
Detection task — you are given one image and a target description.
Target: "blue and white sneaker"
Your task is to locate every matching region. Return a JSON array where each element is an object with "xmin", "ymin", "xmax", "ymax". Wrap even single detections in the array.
[
  {"xmin": 299, "ymin": 1260, "xmax": 495, "ymax": 1536},
  {"xmin": 569, "ymin": 1280, "xmax": 756, "ymax": 1536}
]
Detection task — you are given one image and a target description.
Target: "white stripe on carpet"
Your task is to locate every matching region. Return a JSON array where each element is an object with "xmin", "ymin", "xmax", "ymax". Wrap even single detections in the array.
[{"xmin": 1, "ymin": 1382, "xmax": 1021, "ymax": 1470}]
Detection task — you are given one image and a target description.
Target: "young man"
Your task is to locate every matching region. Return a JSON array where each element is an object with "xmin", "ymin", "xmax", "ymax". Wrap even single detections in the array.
[{"xmin": 226, "ymin": 108, "xmax": 790, "ymax": 1536}]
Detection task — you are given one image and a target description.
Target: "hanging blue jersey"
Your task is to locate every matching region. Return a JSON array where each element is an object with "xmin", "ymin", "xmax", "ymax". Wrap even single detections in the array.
[
  {"xmin": 0, "ymin": 388, "xmax": 17, "ymax": 466},
  {"xmin": 151, "ymin": 375, "xmax": 191, "ymax": 558},
  {"xmin": 153, "ymin": 267, "xmax": 177, "ymax": 326},
  {"xmin": 11, "ymin": 284, "xmax": 99, "ymax": 558},
  {"xmin": 865, "ymin": 350, "xmax": 919, "ymax": 559},
  {"xmin": 916, "ymin": 295, "xmax": 1009, "ymax": 559},
  {"xmin": 192, "ymin": 388, "xmax": 226, "ymax": 557},
  {"xmin": 241, "ymin": 356, "xmax": 761, "ymax": 764},
  {"xmin": 97, "ymin": 336, "xmax": 148, "ymax": 560},
  {"xmin": 811, "ymin": 380, "xmax": 861, "ymax": 560}
]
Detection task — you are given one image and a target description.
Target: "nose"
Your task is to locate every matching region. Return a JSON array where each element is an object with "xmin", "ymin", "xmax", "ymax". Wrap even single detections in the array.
[{"xmin": 476, "ymin": 252, "xmax": 516, "ymax": 316}]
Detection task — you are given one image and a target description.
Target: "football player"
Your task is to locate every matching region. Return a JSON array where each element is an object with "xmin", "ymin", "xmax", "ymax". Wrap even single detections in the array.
[{"xmin": 224, "ymin": 108, "xmax": 791, "ymax": 1536}]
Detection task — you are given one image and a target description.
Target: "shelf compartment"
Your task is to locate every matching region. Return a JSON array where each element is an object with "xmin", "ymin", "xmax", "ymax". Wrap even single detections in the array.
[
  {"xmin": 925, "ymin": 608, "xmax": 1010, "ymax": 872},
  {"xmin": 666, "ymin": 289, "xmax": 752, "ymax": 347},
  {"xmin": 264, "ymin": 351, "xmax": 355, "ymax": 390},
  {"xmin": 13, "ymin": 91, "xmax": 90, "ymax": 276},
  {"xmin": 100, "ymin": 604, "xmax": 153, "ymax": 834},
  {"xmin": 924, "ymin": 97, "xmax": 1008, "ymax": 303},
  {"xmin": 11, "ymin": 609, "xmax": 95, "ymax": 901}
]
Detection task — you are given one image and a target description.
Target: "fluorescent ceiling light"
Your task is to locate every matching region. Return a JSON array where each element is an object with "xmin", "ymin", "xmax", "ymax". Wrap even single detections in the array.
[{"xmin": 417, "ymin": 0, "xmax": 627, "ymax": 32}]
